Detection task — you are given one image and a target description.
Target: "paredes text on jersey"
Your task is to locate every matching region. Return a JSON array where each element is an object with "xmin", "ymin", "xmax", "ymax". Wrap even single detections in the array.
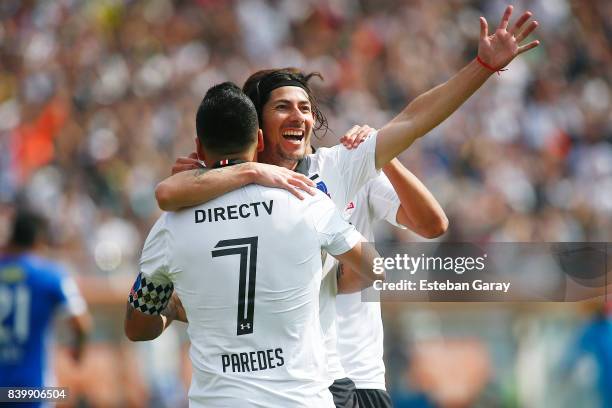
[{"xmin": 221, "ymin": 348, "xmax": 284, "ymax": 373}]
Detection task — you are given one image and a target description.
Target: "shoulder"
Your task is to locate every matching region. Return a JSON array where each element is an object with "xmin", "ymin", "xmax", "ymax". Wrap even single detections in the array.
[
  {"xmin": 24, "ymin": 254, "xmax": 66, "ymax": 277},
  {"xmin": 307, "ymin": 148, "xmax": 341, "ymax": 182},
  {"xmin": 304, "ymin": 188, "xmax": 334, "ymax": 203},
  {"xmin": 144, "ymin": 213, "xmax": 172, "ymax": 237},
  {"xmin": 252, "ymin": 185, "xmax": 330, "ymax": 211},
  {"xmin": 17, "ymin": 254, "xmax": 68, "ymax": 290},
  {"xmin": 310, "ymin": 132, "xmax": 378, "ymax": 168},
  {"xmin": 309, "ymin": 145, "xmax": 340, "ymax": 162},
  {"xmin": 311, "ymin": 145, "xmax": 337, "ymax": 156},
  {"xmin": 300, "ymin": 189, "xmax": 337, "ymax": 214},
  {"xmin": 307, "ymin": 146, "xmax": 341, "ymax": 170}
]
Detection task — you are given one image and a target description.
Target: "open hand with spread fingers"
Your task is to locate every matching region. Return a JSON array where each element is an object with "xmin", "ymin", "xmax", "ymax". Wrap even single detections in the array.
[
  {"xmin": 250, "ymin": 162, "xmax": 317, "ymax": 200},
  {"xmin": 478, "ymin": 5, "xmax": 540, "ymax": 72}
]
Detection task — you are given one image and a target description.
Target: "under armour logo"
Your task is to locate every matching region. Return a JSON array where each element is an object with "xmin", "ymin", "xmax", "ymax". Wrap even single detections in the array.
[{"xmin": 240, "ymin": 323, "xmax": 251, "ymax": 330}]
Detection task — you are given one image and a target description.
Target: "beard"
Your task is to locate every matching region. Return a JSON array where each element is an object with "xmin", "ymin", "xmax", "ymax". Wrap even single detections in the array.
[
  {"xmin": 276, "ymin": 144, "xmax": 306, "ymax": 163},
  {"xmin": 259, "ymin": 130, "xmax": 311, "ymax": 169}
]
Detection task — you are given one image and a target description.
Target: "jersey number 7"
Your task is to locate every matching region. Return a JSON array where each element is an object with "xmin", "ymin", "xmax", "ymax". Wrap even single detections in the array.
[{"xmin": 212, "ymin": 237, "xmax": 258, "ymax": 336}]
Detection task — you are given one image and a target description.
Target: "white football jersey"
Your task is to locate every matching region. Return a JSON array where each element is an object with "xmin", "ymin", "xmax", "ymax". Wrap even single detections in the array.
[
  {"xmin": 336, "ymin": 174, "xmax": 405, "ymax": 389},
  {"xmin": 135, "ymin": 185, "xmax": 362, "ymax": 407},
  {"xmin": 300, "ymin": 133, "xmax": 380, "ymax": 380}
]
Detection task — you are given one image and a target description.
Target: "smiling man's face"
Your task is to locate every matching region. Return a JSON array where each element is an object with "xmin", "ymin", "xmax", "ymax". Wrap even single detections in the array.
[{"xmin": 259, "ymin": 86, "xmax": 314, "ymax": 170}]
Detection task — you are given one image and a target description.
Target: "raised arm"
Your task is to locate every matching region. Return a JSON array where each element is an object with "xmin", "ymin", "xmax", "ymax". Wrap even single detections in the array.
[
  {"xmin": 384, "ymin": 159, "xmax": 448, "ymax": 238},
  {"xmin": 156, "ymin": 161, "xmax": 316, "ymax": 211},
  {"xmin": 375, "ymin": 6, "xmax": 539, "ymax": 168}
]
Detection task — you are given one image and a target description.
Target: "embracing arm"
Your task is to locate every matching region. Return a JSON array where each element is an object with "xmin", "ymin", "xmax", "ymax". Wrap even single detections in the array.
[
  {"xmin": 384, "ymin": 159, "xmax": 448, "ymax": 238},
  {"xmin": 156, "ymin": 162, "xmax": 316, "ymax": 211},
  {"xmin": 375, "ymin": 6, "xmax": 539, "ymax": 168},
  {"xmin": 156, "ymin": 165, "xmax": 256, "ymax": 211}
]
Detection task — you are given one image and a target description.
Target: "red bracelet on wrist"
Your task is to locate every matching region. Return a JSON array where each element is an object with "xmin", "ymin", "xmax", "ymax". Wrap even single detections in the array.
[{"xmin": 476, "ymin": 55, "xmax": 507, "ymax": 76}]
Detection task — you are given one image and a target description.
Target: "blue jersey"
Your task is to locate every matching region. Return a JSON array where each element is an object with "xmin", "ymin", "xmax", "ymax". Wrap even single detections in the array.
[{"xmin": 0, "ymin": 253, "xmax": 74, "ymax": 388}]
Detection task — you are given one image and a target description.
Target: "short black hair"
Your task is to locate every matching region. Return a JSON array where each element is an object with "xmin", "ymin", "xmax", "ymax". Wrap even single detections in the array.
[
  {"xmin": 10, "ymin": 210, "xmax": 47, "ymax": 249},
  {"xmin": 196, "ymin": 82, "xmax": 259, "ymax": 156},
  {"xmin": 243, "ymin": 68, "xmax": 328, "ymax": 138}
]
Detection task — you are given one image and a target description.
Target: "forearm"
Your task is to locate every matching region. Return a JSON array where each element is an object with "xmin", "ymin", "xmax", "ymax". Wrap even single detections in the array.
[
  {"xmin": 383, "ymin": 159, "xmax": 448, "ymax": 238},
  {"xmin": 164, "ymin": 292, "xmax": 187, "ymax": 323},
  {"xmin": 337, "ymin": 263, "xmax": 376, "ymax": 294},
  {"xmin": 156, "ymin": 164, "xmax": 256, "ymax": 211},
  {"xmin": 376, "ymin": 59, "xmax": 492, "ymax": 167},
  {"xmin": 124, "ymin": 303, "xmax": 172, "ymax": 341},
  {"xmin": 336, "ymin": 241, "xmax": 382, "ymax": 294},
  {"xmin": 68, "ymin": 313, "xmax": 92, "ymax": 361}
]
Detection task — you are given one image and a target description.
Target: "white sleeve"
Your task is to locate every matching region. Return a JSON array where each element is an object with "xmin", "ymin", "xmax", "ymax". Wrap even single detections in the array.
[
  {"xmin": 58, "ymin": 274, "xmax": 87, "ymax": 316},
  {"xmin": 326, "ymin": 131, "xmax": 381, "ymax": 203},
  {"xmin": 128, "ymin": 215, "xmax": 174, "ymax": 315},
  {"xmin": 367, "ymin": 174, "xmax": 406, "ymax": 229},
  {"xmin": 307, "ymin": 192, "xmax": 363, "ymax": 256}
]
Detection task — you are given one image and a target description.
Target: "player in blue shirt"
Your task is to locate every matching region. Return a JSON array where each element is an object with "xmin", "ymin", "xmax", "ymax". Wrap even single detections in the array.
[{"xmin": 0, "ymin": 210, "xmax": 90, "ymax": 396}]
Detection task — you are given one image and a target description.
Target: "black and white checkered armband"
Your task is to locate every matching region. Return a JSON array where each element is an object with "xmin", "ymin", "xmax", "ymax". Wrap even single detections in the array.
[{"xmin": 128, "ymin": 273, "xmax": 174, "ymax": 315}]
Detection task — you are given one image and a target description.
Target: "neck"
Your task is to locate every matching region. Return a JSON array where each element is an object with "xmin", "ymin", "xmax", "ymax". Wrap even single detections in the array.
[{"xmin": 204, "ymin": 151, "xmax": 254, "ymax": 168}]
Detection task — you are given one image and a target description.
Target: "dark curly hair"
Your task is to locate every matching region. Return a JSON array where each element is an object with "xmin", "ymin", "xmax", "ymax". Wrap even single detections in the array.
[{"xmin": 242, "ymin": 68, "xmax": 328, "ymax": 138}]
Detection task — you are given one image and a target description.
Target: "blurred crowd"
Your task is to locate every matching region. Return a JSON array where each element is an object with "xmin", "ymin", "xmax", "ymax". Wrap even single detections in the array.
[
  {"xmin": 0, "ymin": 0, "xmax": 610, "ymax": 406},
  {"xmin": 0, "ymin": 0, "xmax": 610, "ymax": 274}
]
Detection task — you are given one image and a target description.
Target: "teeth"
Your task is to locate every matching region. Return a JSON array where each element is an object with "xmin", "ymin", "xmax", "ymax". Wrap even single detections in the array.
[{"xmin": 282, "ymin": 130, "xmax": 304, "ymax": 137}]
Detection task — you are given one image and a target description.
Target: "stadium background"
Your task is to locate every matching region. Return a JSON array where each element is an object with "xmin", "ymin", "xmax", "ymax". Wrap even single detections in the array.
[{"xmin": 0, "ymin": 0, "xmax": 610, "ymax": 406}]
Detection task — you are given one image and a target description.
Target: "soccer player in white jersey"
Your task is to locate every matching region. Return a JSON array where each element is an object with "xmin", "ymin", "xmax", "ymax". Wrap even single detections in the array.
[
  {"xmin": 124, "ymin": 82, "xmax": 382, "ymax": 407},
  {"xmin": 155, "ymin": 8, "xmax": 539, "ymax": 407},
  {"xmin": 335, "ymin": 170, "xmax": 446, "ymax": 407}
]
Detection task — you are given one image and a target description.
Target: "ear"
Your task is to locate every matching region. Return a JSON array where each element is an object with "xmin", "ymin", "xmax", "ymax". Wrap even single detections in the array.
[
  {"xmin": 195, "ymin": 137, "xmax": 207, "ymax": 163},
  {"xmin": 256, "ymin": 129, "xmax": 264, "ymax": 152}
]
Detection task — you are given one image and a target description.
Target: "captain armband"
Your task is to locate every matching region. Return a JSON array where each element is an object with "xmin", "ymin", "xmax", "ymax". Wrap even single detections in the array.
[{"xmin": 128, "ymin": 273, "xmax": 174, "ymax": 315}]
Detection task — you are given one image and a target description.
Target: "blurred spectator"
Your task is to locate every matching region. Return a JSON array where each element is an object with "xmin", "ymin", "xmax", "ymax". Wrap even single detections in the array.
[{"xmin": 564, "ymin": 303, "xmax": 612, "ymax": 408}]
